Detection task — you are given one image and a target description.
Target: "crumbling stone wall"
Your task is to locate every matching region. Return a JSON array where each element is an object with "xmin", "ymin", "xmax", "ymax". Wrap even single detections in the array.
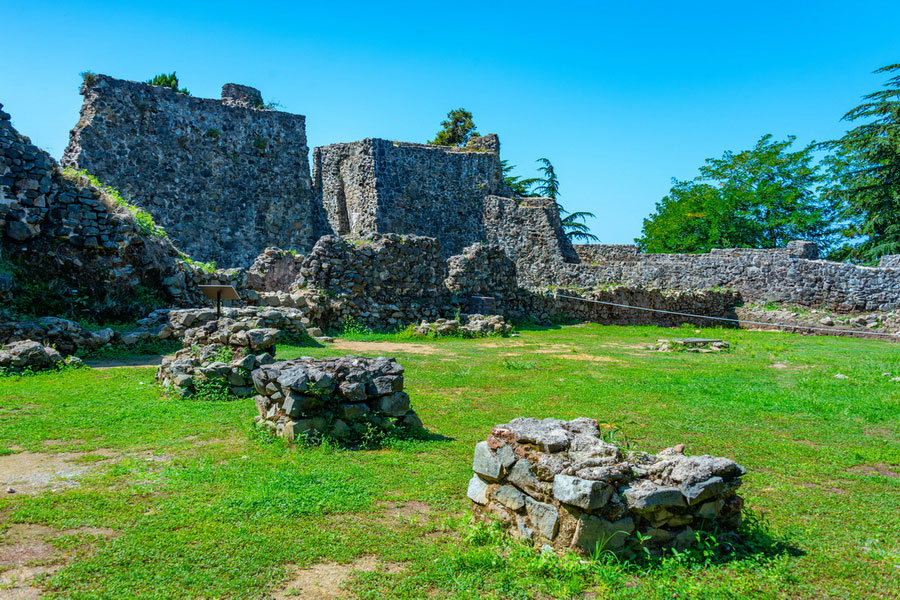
[
  {"xmin": 313, "ymin": 136, "xmax": 564, "ymax": 259},
  {"xmin": 292, "ymin": 233, "xmax": 450, "ymax": 327},
  {"xmin": 561, "ymin": 241, "xmax": 900, "ymax": 311},
  {"xmin": 468, "ymin": 418, "xmax": 745, "ymax": 555},
  {"xmin": 62, "ymin": 74, "xmax": 324, "ymax": 267},
  {"xmin": 251, "ymin": 356, "xmax": 422, "ymax": 443},
  {"xmin": 0, "ymin": 103, "xmax": 197, "ymax": 320}
]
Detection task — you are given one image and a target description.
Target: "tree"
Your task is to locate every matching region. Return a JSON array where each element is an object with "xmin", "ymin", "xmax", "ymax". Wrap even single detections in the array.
[
  {"xmin": 429, "ymin": 108, "xmax": 478, "ymax": 146},
  {"xmin": 532, "ymin": 158, "xmax": 599, "ymax": 243},
  {"xmin": 146, "ymin": 72, "xmax": 190, "ymax": 95},
  {"xmin": 821, "ymin": 64, "xmax": 900, "ymax": 261},
  {"xmin": 637, "ymin": 135, "xmax": 840, "ymax": 253},
  {"xmin": 501, "ymin": 160, "xmax": 539, "ymax": 197}
]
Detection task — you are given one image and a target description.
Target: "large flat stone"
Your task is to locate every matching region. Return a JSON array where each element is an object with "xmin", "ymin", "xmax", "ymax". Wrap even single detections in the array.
[{"xmin": 552, "ymin": 474, "xmax": 612, "ymax": 510}]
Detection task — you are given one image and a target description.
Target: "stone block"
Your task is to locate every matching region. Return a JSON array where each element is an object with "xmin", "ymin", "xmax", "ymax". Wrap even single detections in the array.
[{"xmin": 552, "ymin": 474, "xmax": 612, "ymax": 510}]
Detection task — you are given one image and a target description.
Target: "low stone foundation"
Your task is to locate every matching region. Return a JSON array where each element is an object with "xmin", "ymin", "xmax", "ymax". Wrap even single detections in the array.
[
  {"xmin": 468, "ymin": 418, "xmax": 745, "ymax": 555},
  {"xmin": 156, "ymin": 318, "xmax": 280, "ymax": 397},
  {"xmin": 251, "ymin": 356, "xmax": 422, "ymax": 443},
  {"xmin": 412, "ymin": 314, "xmax": 513, "ymax": 337},
  {"xmin": 0, "ymin": 340, "xmax": 80, "ymax": 373}
]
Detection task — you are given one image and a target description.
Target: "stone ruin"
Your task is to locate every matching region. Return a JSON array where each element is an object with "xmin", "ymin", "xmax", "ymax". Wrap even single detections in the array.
[
  {"xmin": 251, "ymin": 355, "xmax": 422, "ymax": 443},
  {"xmin": 156, "ymin": 318, "xmax": 281, "ymax": 397},
  {"xmin": 412, "ymin": 314, "xmax": 513, "ymax": 337},
  {"xmin": 467, "ymin": 418, "xmax": 745, "ymax": 555},
  {"xmin": 0, "ymin": 340, "xmax": 83, "ymax": 373}
]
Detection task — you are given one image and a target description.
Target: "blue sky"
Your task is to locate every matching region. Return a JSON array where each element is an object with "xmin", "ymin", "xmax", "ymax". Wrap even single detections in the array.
[{"xmin": 3, "ymin": 1, "xmax": 899, "ymax": 243}]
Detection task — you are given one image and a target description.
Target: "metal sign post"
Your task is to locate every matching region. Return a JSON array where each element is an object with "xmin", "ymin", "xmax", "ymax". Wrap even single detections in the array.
[{"xmin": 197, "ymin": 285, "xmax": 241, "ymax": 318}]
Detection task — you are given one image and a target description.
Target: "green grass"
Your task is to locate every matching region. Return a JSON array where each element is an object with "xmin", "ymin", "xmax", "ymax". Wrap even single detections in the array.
[{"xmin": 1, "ymin": 324, "xmax": 898, "ymax": 599}]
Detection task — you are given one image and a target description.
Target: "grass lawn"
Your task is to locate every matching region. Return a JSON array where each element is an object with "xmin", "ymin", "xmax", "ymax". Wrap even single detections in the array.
[{"xmin": 0, "ymin": 323, "xmax": 898, "ymax": 599}]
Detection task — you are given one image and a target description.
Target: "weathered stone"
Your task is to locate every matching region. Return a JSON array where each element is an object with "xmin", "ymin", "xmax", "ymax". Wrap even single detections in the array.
[
  {"xmin": 473, "ymin": 441, "xmax": 503, "ymax": 481},
  {"xmin": 525, "ymin": 497, "xmax": 559, "ymax": 541},
  {"xmin": 467, "ymin": 474, "xmax": 490, "ymax": 505},
  {"xmin": 552, "ymin": 474, "xmax": 612, "ymax": 510},
  {"xmin": 575, "ymin": 515, "xmax": 634, "ymax": 552},
  {"xmin": 622, "ymin": 480, "xmax": 686, "ymax": 510},
  {"xmin": 492, "ymin": 485, "xmax": 526, "ymax": 511}
]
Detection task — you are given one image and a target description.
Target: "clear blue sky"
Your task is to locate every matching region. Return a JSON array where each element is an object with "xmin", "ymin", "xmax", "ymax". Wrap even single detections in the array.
[{"xmin": 3, "ymin": 1, "xmax": 899, "ymax": 244}]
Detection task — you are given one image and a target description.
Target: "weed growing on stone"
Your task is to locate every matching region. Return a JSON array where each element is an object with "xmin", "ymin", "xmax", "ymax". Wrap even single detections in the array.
[
  {"xmin": 341, "ymin": 315, "xmax": 374, "ymax": 336},
  {"xmin": 62, "ymin": 168, "xmax": 167, "ymax": 238},
  {"xmin": 189, "ymin": 376, "xmax": 234, "ymax": 401}
]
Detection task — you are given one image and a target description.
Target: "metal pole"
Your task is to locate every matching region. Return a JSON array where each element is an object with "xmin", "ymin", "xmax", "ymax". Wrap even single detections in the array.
[{"xmin": 216, "ymin": 289, "xmax": 222, "ymax": 319}]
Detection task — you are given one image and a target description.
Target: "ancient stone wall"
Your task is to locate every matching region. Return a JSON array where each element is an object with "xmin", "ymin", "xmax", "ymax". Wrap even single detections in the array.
[
  {"xmin": 62, "ymin": 74, "xmax": 324, "ymax": 267},
  {"xmin": 0, "ymin": 102, "xmax": 200, "ymax": 320},
  {"xmin": 313, "ymin": 135, "xmax": 573, "ymax": 261},
  {"xmin": 468, "ymin": 418, "xmax": 745, "ymax": 555},
  {"xmin": 559, "ymin": 241, "xmax": 900, "ymax": 312},
  {"xmin": 251, "ymin": 356, "xmax": 422, "ymax": 443}
]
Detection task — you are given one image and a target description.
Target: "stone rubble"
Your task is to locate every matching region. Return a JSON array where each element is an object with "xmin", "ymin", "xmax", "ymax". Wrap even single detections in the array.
[
  {"xmin": 155, "ymin": 318, "xmax": 281, "ymax": 397},
  {"xmin": 651, "ymin": 338, "xmax": 731, "ymax": 353},
  {"xmin": 468, "ymin": 417, "xmax": 745, "ymax": 556},
  {"xmin": 0, "ymin": 340, "xmax": 82, "ymax": 373},
  {"xmin": 251, "ymin": 355, "xmax": 422, "ymax": 443},
  {"xmin": 412, "ymin": 314, "xmax": 513, "ymax": 337}
]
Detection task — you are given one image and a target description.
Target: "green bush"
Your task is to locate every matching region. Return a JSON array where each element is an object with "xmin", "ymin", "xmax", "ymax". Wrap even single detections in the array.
[{"xmin": 146, "ymin": 72, "xmax": 190, "ymax": 95}]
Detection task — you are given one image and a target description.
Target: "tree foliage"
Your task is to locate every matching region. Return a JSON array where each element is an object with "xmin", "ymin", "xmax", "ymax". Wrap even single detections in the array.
[
  {"xmin": 429, "ymin": 108, "xmax": 478, "ymax": 146},
  {"xmin": 146, "ymin": 72, "xmax": 190, "ymax": 95},
  {"xmin": 637, "ymin": 135, "xmax": 840, "ymax": 253},
  {"xmin": 821, "ymin": 64, "xmax": 900, "ymax": 261}
]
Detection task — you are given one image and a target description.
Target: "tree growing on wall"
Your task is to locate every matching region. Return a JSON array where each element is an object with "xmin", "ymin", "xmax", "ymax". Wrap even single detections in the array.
[
  {"xmin": 532, "ymin": 158, "xmax": 599, "ymax": 243},
  {"xmin": 429, "ymin": 108, "xmax": 478, "ymax": 146},
  {"xmin": 821, "ymin": 64, "xmax": 900, "ymax": 261},
  {"xmin": 637, "ymin": 135, "xmax": 841, "ymax": 253},
  {"xmin": 146, "ymin": 72, "xmax": 190, "ymax": 95}
]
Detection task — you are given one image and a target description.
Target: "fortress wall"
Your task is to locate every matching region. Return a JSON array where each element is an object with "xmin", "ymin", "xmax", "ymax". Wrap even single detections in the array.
[
  {"xmin": 559, "ymin": 242, "xmax": 900, "ymax": 311},
  {"xmin": 62, "ymin": 75, "xmax": 323, "ymax": 267}
]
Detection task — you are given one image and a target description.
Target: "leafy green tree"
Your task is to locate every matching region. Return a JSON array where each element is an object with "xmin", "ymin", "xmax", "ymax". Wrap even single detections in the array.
[
  {"xmin": 429, "ymin": 108, "xmax": 478, "ymax": 146},
  {"xmin": 821, "ymin": 64, "xmax": 900, "ymax": 261},
  {"xmin": 637, "ymin": 135, "xmax": 840, "ymax": 253},
  {"xmin": 146, "ymin": 72, "xmax": 190, "ymax": 95}
]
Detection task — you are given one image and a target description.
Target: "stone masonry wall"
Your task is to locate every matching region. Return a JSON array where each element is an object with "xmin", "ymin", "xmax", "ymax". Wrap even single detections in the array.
[
  {"xmin": 0, "ymin": 102, "xmax": 201, "ymax": 320},
  {"xmin": 313, "ymin": 135, "xmax": 559, "ymax": 259},
  {"xmin": 560, "ymin": 241, "xmax": 900, "ymax": 312},
  {"xmin": 468, "ymin": 418, "xmax": 745, "ymax": 555},
  {"xmin": 62, "ymin": 74, "xmax": 324, "ymax": 267}
]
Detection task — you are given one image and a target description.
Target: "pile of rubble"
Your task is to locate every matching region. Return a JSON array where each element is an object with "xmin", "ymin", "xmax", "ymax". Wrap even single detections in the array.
[
  {"xmin": 156, "ymin": 318, "xmax": 281, "ymax": 397},
  {"xmin": 412, "ymin": 314, "xmax": 513, "ymax": 337},
  {"xmin": 651, "ymin": 338, "xmax": 730, "ymax": 353},
  {"xmin": 252, "ymin": 355, "xmax": 422, "ymax": 443},
  {"xmin": 0, "ymin": 340, "xmax": 83, "ymax": 373},
  {"xmin": 467, "ymin": 417, "xmax": 745, "ymax": 555}
]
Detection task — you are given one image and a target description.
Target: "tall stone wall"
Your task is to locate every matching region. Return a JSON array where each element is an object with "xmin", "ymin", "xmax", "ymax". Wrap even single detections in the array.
[
  {"xmin": 313, "ymin": 135, "xmax": 567, "ymax": 260},
  {"xmin": 559, "ymin": 241, "xmax": 900, "ymax": 312},
  {"xmin": 0, "ymin": 102, "xmax": 202, "ymax": 320},
  {"xmin": 62, "ymin": 74, "xmax": 324, "ymax": 267}
]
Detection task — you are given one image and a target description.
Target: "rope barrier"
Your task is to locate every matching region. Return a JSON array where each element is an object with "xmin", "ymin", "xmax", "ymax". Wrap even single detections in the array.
[{"xmin": 548, "ymin": 292, "xmax": 900, "ymax": 339}]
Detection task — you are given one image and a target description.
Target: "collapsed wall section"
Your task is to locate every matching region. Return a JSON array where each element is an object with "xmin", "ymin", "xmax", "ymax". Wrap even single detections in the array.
[
  {"xmin": 0, "ymin": 102, "xmax": 199, "ymax": 320},
  {"xmin": 62, "ymin": 75, "xmax": 323, "ymax": 267},
  {"xmin": 562, "ymin": 242, "xmax": 900, "ymax": 312}
]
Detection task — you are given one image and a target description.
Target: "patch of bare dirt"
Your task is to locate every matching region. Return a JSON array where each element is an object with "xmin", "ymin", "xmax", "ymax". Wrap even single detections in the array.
[
  {"xmin": 864, "ymin": 427, "xmax": 896, "ymax": 440},
  {"xmin": 374, "ymin": 501, "xmax": 432, "ymax": 525},
  {"xmin": 848, "ymin": 463, "xmax": 900, "ymax": 478},
  {"xmin": 85, "ymin": 356, "xmax": 168, "ymax": 369},
  {"xmin": 0, "ymin": 523, "xmax": 119, "ymax": 599},
  {"xmin": 0, "ymin": 451, "xmax": 116, "ymax": 495},
  {"xmin": 271, "ymin": 556, "xmax": 406, "ymax": 600},
  {"xmin": 329, "ymin": 340, "xmax": 446, "ymax": 355}
]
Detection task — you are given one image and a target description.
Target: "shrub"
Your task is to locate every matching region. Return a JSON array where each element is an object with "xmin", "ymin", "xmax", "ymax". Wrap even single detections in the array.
[{"xmin": 146, "ymin": 72, "xmax": 190, "ymax": 95}]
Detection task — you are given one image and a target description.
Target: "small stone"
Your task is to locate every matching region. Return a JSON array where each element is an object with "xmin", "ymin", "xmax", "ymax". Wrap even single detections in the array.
[
  {"xmin": 623, "ymin": 480, "xmax": 686, "ymax": 510},
  {"xmin": 472, "ymin": 441, "xmax": 503, "ymax": 481},
  {"xmin": 524, "ymin": 496, "xmax": 559, "ymax": 541},
  {"xmin": 552, "ymin": 474, "xmax": 612, "ymax": 510},
  {"xmin": 833, "ymin": 373, "xmax": 849, "ymax": 380},
  {"xmin": 467, "ymin": 474, "xmax": 490, "ymax": 505},
  {"xmin": 492, "ymin": 485, "xmax": 526, "ymax": 511},
  {"xmin": 6, "ymin": 487, "xmax": 15, "ymax": 494}
]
